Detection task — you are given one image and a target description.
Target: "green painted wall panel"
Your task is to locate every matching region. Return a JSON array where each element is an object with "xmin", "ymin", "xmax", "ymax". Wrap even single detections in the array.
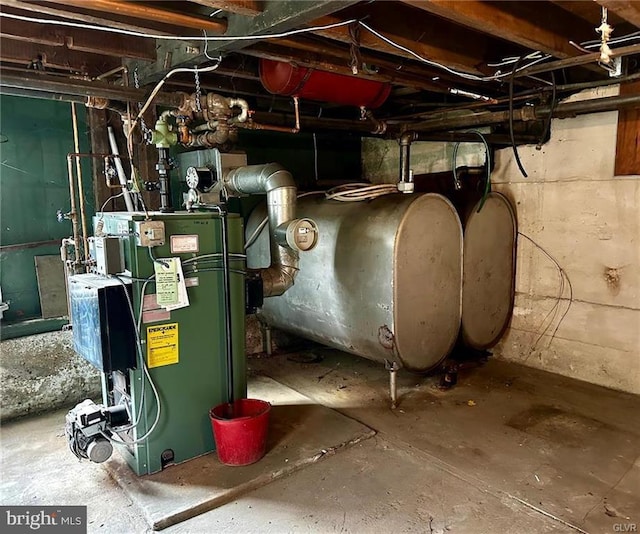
[{"xmin": 0, "ymin": 96, "xmax": 94, "ymax": 322}]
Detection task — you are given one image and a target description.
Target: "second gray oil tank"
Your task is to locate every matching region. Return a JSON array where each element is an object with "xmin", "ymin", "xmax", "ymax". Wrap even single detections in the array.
[
  {"xmin": 246, "ymin": 193, "xmax": 463, "ymax": 373},
  {"xmin": 461, "ymin": 192, "xmax": 517, "ymax": 349}
]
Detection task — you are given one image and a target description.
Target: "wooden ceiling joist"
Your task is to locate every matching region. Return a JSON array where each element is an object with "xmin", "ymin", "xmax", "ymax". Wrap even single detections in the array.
[
  {"xmin": 187, "ymin": 0, "xmax": 263, "ymax": 17},
  {"xmin": 400, "ymin": 0, "xmax": 594, "ymax": 59},
  {"xmin": 0, "ymin": 37, "xmax": 119, "ymax": 74},
  {"xmin": 595, "ymin": 1, "xmax": 640, "ymax": 29},
  {"xmin": 0, "ymin": 15, "xmax": 65, "ymax": 46},
  {"xmin": 551, "ymin": 1, "xmax": 629, "ymax": 27},
  {"xmin": 255, "ymin": 35, "xmax": 501, "ymax": 94},
  {"xmin": 137, "ymin": 1, "xmax": 359, "ymax": 82},
  {"xmin": 42, "ymin": 0, "xmax": 227, "ymax": 33},
  {"xmin": 0, "ymin": 14, "xmax": 156, "ymax": 61},
  {"xmin": 311, "ymin": 14, "xmax": 487, "ymax": 76},
  {"xmin": 246, "ymin": 42, "xmax": 449, "ymax": 94},
  {"xmin": 2, "ymin": 0, "xmax": 176, "ymax": 36}
]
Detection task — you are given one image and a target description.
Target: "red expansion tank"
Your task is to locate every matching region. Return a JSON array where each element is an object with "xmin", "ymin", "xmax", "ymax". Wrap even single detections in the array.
[{"xmin": 259, "ymin": 58, "xmax": 391, "ymax": 109}]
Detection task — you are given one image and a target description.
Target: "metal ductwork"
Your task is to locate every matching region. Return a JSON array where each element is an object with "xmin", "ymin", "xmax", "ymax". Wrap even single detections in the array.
[{"xmin": 224, "ymin": 163, "xmax": 318, "ymax": 297}]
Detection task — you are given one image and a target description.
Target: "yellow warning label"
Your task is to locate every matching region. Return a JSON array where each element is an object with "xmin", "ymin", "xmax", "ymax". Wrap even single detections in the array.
[{"xmin": 147, "ymin": 323, "xmax": 179, "ymax": 368}]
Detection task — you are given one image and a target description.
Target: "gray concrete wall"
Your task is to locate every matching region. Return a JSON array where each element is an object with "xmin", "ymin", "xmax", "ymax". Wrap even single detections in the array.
[
  {"xmin": 491, "ymin": 86, "xmax": 640, "ymax": 395},
  {"xmin": 361, "ymin": 85, "xmax": 640, "ymax": 395},
  {"xmin": 0, "ymin": 330, "xmax": 101, "ymax": 422}
]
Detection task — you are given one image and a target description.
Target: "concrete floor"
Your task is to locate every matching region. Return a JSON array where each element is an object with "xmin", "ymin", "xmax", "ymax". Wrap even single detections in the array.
[{"xmin": 2, "ymin": 348, "xmax": 639, "ymax": 534}]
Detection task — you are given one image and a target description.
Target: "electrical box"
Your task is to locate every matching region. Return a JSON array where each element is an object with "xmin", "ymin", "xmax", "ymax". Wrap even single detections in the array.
[
  {"xmin": 135, "ymin": 220, "xmax": 166, "ymax": 247},
  {"xmin": 68, "ymin": 274, "xmax": 137, "ymax": 373},
  {"xmin": 90, "ymin": 236, "xmax": 124, "ymax": 275}
]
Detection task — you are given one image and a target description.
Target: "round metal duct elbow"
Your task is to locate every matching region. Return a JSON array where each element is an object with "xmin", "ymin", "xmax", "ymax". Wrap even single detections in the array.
[{"xmin": 259, "ymin": 59, "xmax": 391, "ymax": 109}]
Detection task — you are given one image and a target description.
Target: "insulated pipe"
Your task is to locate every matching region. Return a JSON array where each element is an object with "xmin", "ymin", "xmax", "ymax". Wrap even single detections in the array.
[
  {"xmin": 225, "ymin": 163, "xmax": 299, "ymax": 297},
  {"xmin": 107, "ymin": 127, "xmax": 135, "ymax": 212}
]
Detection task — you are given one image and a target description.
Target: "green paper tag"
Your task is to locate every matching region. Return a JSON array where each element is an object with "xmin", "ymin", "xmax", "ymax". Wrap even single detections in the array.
[{"xmin": 154, "ymin": 258, "xmax": 179, "ymax": 306}]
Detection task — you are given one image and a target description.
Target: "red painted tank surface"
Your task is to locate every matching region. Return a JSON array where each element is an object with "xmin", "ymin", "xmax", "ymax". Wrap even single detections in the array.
[{"xmin": 259, "ymin": 58, "xmax": 391, "ymax": 109}]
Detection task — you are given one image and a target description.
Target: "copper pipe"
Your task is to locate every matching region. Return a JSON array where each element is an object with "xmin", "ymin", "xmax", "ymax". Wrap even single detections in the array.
[
  {"xmin": 242, "ymin": 122, "xmax": 300, "ymax": 133},
  {"xmin": 240, "ymin": 97, "xmax": 301, "ymax": 134},
  {"xmin": 71, "ymin": 103, "xmax": 89, "ymax": 270},
  {"xmin": 65, "ymin": 156, "xmax": 80, "ymax": 270}
]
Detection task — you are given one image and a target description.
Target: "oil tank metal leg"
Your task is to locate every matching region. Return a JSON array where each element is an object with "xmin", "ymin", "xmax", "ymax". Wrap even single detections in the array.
[
  {"xmin": 385, "ymin": 360, "xmax": 400, "ymax": 410},
  {"xmin": 261, "ymin": 323, "xmax": 272, "ymax": 356}
]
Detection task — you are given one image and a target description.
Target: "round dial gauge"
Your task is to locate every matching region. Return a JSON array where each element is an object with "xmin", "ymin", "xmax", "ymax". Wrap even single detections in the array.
[{"xmin": 185, "ymin": 166, "xmax": 200, "ymax": 189}]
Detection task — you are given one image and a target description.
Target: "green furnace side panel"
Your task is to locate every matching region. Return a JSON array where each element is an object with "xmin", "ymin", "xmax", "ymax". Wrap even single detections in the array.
[{"xmin": 99, "ymin": 211, "xmax": 246, "ymax": 475}]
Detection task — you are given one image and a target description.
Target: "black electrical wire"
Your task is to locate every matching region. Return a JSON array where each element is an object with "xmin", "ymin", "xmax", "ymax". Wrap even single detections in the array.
[
  {"xmin": 509, "ymin": 56, "xmax": 529, "ymax": 178},
  {"xmin": 451, "ymin": 129, "xmax": 492, "ymax": 212},
  {"xmin": 518, "ymin": 233, "xmax": 573, "ymax": 360},
  {"xmin": 219, "ymin": 210, "xmax": 235, "ymax": 406},
  {"xmin": 537, "ymin": 71, "xmax": 557, "ymax": 150}
]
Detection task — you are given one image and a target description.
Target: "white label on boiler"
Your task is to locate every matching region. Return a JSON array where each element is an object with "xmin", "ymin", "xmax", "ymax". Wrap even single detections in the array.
[{"xmin": 170, "ymin": 234, "xmax": 199, "ymax": 253}]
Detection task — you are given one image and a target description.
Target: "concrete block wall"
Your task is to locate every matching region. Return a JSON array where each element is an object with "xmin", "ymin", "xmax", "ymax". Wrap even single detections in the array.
[{"xmin": 361, "ymin": 86, "xmax": 640, "ymax": 395}]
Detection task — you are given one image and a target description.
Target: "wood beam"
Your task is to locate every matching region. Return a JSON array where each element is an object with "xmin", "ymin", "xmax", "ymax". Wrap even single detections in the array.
[
  {"xmin": 0, "ymin": 12, "xmax": 156, "ymax": 60},
  {"xmin": 3, "ymin": 1, "xmax": 176, "ymax": 36},
  {"xmin": 250, "ymin": 35, "xmax": 506, "ymax": 95},
  {"xmin": 42, "ymin": 0, "xmax": 227, "ymax": 33},
  {"xmin": 311, "ymin": 9, "xmax": 488, "ymax": 76},
  {"xmin": 614, "ymin": 80, "xmax": 640, "ymax": 175},
  {"xmin": 595, "ymin": 1, "xmax": 640, "ymax": 28},
  {"xmin": 0, "ymin": 14, "xmax": 64, "ymax": 46},
  {"xmin": 275, "ymin": 37, "xmax": 453, "ymax": 86},
  {"xmin": 515, "ymin": 43, "xmax": 640, "ymax": 78},
  {"xmin": 187, "ymin": 0, "xmax": 263, "ymax": 16},
  {"xmin": 400, "ymin": 0, "xmax": 593, "ymax": 59},
  {"xmin": 245, "ymin": 43, "xmax": 450, "ymax": 93},
  {"xmin": 551, "ymin": 1, "xmax": 629, "ymax": 27},
  {"xmin": 136, "ymin": 1, "xmax": 359, "ymax": 81},
  {"xmin": 0, "ymin": 37, "xmax": 119, "ymax": 74},
  {"xmin": 0, "ymin": 68, "xmax": 185, "ymax": 106}
]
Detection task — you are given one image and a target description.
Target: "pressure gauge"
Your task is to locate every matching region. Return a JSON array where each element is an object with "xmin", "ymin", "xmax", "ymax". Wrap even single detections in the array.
[
  {"xmin": 185, "ymin": 166, "xmax": 216, "ymax": 192},
  {"xmin": 185, "ymin": 167, "xmax": 200, "ymax": 189}
]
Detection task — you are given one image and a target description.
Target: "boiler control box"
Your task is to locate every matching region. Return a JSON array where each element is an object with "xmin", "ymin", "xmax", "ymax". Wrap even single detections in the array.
[
  {"xmin": 135, "ymin": 220, "xmax": 166, "ymax": 247},
  {"xmin": 90, "ymin": 236, "xmax": 124, "ymax": 275}
]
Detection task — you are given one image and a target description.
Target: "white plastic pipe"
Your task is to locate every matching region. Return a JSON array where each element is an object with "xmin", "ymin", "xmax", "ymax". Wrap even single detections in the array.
[{"xmin": 107, "ymin": 126, "xmax": 135, "ymax": 212}]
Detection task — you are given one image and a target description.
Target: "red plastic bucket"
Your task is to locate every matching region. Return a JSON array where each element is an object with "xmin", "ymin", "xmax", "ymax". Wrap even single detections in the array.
[{"xmin": 209, "ymin": 398, "xmax": 271, "ymax": 466}]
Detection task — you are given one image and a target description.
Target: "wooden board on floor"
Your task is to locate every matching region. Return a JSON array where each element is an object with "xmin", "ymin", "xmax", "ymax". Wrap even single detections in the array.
[{"xmin": 34, "ymin": 255, "xmax": 67, "ymax": 318}]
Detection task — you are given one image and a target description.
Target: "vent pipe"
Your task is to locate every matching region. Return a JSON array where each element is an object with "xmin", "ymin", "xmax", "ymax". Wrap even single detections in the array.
[{"xmin": 224, "ymin": 163, "xmax": 318, "ymax": 296}]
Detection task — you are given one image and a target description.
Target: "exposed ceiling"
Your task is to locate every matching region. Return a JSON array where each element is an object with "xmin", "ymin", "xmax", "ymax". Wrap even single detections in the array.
[{"xmin": 0, "ymin": 0, "xmax": 639, "ymax": 135}]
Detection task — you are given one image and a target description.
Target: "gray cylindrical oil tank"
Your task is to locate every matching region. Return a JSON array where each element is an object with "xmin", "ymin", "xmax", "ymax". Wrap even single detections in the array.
[
  {"xmin": 461, "ymin": 192, "xmax": 517, "ymax": 349},
  {"xmin": 246, "ymin": 193, "xmax": 463, "ymax": 373}
]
